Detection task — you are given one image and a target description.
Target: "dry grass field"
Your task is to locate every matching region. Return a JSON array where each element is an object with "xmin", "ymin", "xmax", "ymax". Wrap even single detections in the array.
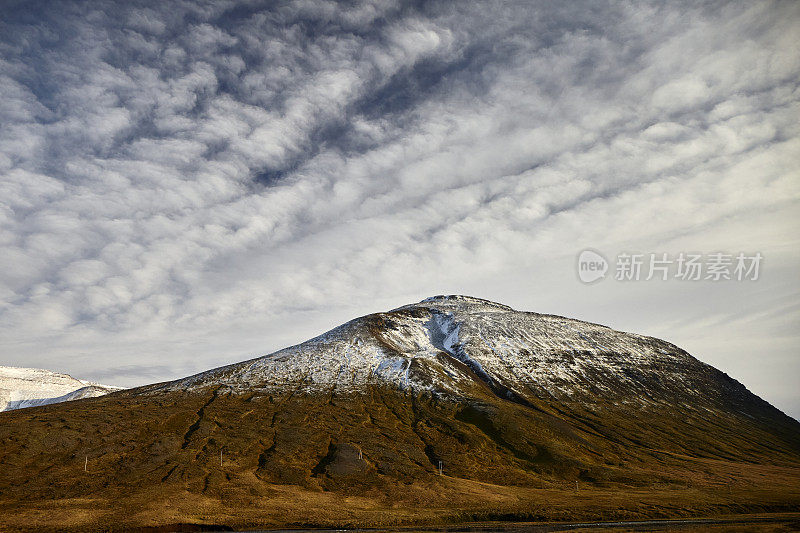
[{"xmin": 0, "ymin": 384, "xmax": 798, "ymax": 532}]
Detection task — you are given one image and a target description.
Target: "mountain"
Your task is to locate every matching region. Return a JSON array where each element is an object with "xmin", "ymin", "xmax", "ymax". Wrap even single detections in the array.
[
  {"xmin": 0, "ymin": 295, "xmax": 798, "ymax": 532},
  {"xmin": 0, "ymin": 366, "xmax": 121, "ymax": 412}
]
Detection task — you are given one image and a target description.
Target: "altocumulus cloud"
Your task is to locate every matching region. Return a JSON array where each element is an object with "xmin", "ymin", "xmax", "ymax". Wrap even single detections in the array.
[{"xmin": 1, "ymin": 1, "xmax": 799, "ymax": 415}]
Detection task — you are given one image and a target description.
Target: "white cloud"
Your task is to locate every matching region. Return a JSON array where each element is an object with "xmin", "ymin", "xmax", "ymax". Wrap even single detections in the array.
[{"xmin": 0, "ymin": 0, "xmax": 798, "ymax": 417}]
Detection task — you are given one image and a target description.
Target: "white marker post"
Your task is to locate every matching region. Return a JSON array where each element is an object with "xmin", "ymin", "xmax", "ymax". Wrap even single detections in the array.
[
  {"xmin": 84, "ymin": 456, "xmax": 87, "ymax": 472},
  {"xmin": 438, "ymin": 460, "xmax": 443, "ymax": 475}
]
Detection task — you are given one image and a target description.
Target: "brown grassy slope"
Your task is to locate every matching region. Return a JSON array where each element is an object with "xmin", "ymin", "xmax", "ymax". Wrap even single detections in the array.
[{"xmin": 0, "ymin": 381, "xmax": 798, "ymax": 532}]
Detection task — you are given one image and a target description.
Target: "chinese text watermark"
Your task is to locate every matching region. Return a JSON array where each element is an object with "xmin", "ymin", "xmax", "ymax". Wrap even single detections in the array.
[{"xmin": 577, "ymin": 250, "xmax": 762, "ymax": 283}]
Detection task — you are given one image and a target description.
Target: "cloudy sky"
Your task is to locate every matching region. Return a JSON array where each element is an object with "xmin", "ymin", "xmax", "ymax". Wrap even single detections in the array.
[{"xmin": 1, "ymin": 1, "xmax": 798, "ymax": 417}]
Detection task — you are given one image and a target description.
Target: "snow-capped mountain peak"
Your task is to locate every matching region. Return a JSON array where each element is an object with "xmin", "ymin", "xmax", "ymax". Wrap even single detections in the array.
[
  {"xmin": 0, "ymin": 366, "xmax": 121, "ymax": 411},
  {"xmin": 159, "ymin": 295, "xmax": 746, "ymax": 413}
]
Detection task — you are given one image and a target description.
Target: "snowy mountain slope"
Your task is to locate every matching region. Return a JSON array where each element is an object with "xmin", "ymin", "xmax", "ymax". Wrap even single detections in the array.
[
  {"xmin": 140, "ymin": 293, "xmax": 798, "ymax": 479},
  {"xmin": 161, "ymin": 295, "xmax": 757, "ymax": 411},
  {"xmin": 0, "ymin": 366, "xmax": 121, "ymax": 411}
]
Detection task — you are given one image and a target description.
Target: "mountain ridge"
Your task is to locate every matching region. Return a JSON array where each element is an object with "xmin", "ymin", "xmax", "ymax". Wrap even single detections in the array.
[{"xmin": 147, "ymin": 295, "xmax": 787, "ymax": 419}]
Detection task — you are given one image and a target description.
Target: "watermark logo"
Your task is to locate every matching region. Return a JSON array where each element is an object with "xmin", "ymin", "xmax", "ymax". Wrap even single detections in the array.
[
  {"xmin": 577, "ymin": 249, "xmax": 609, "ymax": 284},
  {"xmin": 577, "ymin": 251, "xmax": 762, "ymax": 283}
]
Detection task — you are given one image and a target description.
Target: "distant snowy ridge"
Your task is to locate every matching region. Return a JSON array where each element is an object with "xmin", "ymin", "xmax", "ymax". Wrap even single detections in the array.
[{"xmin": 0, "ymin": 366, "xmax": 122, "ymax": 412}]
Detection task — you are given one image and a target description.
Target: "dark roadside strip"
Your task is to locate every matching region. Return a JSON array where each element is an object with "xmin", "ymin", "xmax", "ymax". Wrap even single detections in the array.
[{"xmin": 234, "ymin": 514, "xmax": 800, "ymax": 533}]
